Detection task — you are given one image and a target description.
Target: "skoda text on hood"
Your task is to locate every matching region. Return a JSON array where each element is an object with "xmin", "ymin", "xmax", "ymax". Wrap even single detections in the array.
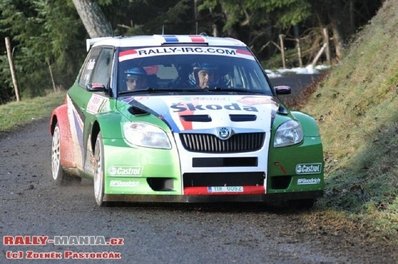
[{"xmin": 124, "ymin": 95, "xmax": 278, "ymax": 133}]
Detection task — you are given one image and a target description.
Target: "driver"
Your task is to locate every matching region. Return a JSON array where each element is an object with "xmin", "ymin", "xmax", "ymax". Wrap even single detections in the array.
[
  {"xmin": 125, "ymin": 67, "xmax": 147, "ymax": 91},
  {"xmin": 189, "ymin": 63, "xmax": 217, "ymax": 89}
]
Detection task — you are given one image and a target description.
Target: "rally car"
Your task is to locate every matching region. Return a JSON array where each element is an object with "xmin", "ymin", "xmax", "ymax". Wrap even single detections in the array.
[{"xmin": 50, "ymin": 34, "xmax": 324, "ymax": 207}]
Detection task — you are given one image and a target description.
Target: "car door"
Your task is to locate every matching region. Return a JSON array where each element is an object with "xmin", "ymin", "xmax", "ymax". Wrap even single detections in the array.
[{"xmin": 67, "ymin": 46, "xmax": 114, "ymax": 172}]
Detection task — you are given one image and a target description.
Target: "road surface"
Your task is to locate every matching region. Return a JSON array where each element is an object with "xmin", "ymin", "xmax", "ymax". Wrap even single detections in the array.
[{"xmin": 0, "ymin": 94, "xmax": 396, "ymax": 264}]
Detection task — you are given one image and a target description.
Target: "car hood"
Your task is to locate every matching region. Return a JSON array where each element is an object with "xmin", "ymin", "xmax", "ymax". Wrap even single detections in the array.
[{"xmin": 120, "ymin": 95, "xmax": 279, "ymax": 133}]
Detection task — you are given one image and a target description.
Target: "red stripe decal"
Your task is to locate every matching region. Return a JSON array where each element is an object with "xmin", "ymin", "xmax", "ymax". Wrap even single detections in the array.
[
  {"xmin": 236, "ymin": 49, "xmax": 252, "ymax": 56},
  {"xmin": 189, "ymin": 35, "xmax": 205, "ymax": 43},
  {"xmin": 184, "ymin": 186, "xmax": 265, "ymax": 195},
  {"xmin": 119, "ymin": 49, "xmax": 137, "ymax": 57},
  {"xmin": 178, "ymin": 111, "xmax": 193, "ymax": 130}
]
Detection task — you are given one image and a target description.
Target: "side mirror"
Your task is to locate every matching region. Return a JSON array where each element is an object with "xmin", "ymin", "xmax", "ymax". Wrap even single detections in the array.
[
  {"xmin": 86, "ymin": 82, "xmax": 106, "ymax": 92},
  {"xmin": 274, "ymin": 85, "xmax": 291, "ymax": 95}
]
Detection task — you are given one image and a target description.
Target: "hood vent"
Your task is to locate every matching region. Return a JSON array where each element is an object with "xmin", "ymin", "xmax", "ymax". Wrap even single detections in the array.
[
  {"xmin": 128, "ymin": 106, "xmax": 149, "ymax": 116},
  {"xmin": 180, "ymin": 115, "xmax": 212, "ymax": 122},
  {"xmin": 229, "ymin": 114, "xmax": 257, "ymax": 122}
]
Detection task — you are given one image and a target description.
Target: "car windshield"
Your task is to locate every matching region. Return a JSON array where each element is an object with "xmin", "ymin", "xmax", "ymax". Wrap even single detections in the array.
[{"xmin": 117, "ymin": 46, "xmax": 272, "ymax": 95}]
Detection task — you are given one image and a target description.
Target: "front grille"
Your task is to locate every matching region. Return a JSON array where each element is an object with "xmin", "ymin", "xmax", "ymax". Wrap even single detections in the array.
[
  {"xmin": 183, "ymin": 172, "xmax": 265, "ymax": 187},
  {"xmin": 192, "ymin": 157, "xmax": 258, "ymax": 167},
  {"xmin": 179, "ymin": 132, "xmax": 265, "ymax": 153}
]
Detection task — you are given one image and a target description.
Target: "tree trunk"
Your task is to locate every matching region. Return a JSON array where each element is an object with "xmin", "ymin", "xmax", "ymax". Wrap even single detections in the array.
[
  {"xmin": 330, "ymin": 19, "xmax": 344, "ymax": 60},
  {"xmin": 5, "ymin": 37, "xmax": 20, "ymax": 102},
  {"xmin": 72, "ymin": 0, "xmax": 112, "ymax": 38}
]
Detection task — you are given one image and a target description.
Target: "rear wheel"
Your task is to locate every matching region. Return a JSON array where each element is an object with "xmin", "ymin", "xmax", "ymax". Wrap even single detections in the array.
[
  {"xmin": 51, "ymin": 124, "xmax": 78, "ymax": 185},
  {"xmin": 93, "ymin": 133, "xmax": 106, "ymax": 206}
]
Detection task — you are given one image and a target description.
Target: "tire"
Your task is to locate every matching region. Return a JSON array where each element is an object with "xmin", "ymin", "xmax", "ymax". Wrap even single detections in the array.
[
  {"xmin": 51, "ymin": 123, "xmax": 78, "ymax": 185},
  {"xmin": 93, "ymin": 133, "xmax": 106, "ymax": 206}
]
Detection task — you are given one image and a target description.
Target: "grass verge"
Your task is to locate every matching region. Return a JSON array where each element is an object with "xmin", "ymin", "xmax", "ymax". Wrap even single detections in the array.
[
  {"xmin": 0, "ymin": 91, "xmax": 66, "ymax": 133},
  {"xmin": 297, "ymin": 0, "xmax": 398, "ymax": 243}
]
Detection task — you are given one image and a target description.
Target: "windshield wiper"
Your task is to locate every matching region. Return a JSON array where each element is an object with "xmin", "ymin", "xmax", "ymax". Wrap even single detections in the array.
[
  {"xmin": 205, "ymin": 87, "xmax": 262, "ymax": 93},
  {"xmin": 118, "ymin": 87, "xmax": 177, "ymax": 95},
  {"xmin": 119, "ymin": 87, "xmax": 206, "ymax": 95},
  {"xmin": 119, "ymin": 88, "xmax": 153, "ymax": 95}
]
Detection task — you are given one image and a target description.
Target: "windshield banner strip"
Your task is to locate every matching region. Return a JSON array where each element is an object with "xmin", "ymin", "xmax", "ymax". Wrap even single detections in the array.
[{"xmin": 119, "ymin": 47, "xmax": 255, "ymax": 62}]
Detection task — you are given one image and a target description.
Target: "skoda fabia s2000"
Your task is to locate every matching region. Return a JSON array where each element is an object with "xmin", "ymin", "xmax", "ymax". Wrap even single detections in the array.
[{"xmin": 50, "ymin": 35, "xmax": 324, "ymax": 207}]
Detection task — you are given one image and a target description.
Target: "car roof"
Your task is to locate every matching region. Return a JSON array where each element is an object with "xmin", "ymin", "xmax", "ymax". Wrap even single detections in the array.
[{"xmin": 87, "ymin": 35, "xmax": 247, "ymax": 51}]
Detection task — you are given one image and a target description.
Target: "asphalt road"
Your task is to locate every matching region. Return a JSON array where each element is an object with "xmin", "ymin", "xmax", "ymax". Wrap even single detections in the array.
[
  {"xmin": 0, "ymin": 103, "xmax": 397, "ymax": 263},
  {"xmin": 269, "ymin": 73, "xmax": 322, "ymax": 91}
]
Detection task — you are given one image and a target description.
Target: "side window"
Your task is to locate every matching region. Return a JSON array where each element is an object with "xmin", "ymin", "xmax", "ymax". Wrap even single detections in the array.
[
  {"xmin": 231, "ymin": 66, "xmax": 244, "ymax": 88},
  {"xmin": 91, "ymin": 48, "xmax": 114, "ymax": 86},
  {"xmin": 78, "ymin": 48, "xmax": 101, "ymax": 87}
]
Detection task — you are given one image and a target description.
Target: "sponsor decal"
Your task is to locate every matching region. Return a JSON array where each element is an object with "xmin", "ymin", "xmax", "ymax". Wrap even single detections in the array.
[
  {"xmin": 170, "ymin": 102, "xmax": 258, "ymax": 113},
  {"xmin": 119, "ymin": 46, "xmax": 254, "ymax": 61},
  {"xmin": 108, "ymin": 166, "xmax": 142, "ymax": 176},
  {"xmin": 208, "ymin": 186, "xmax": 244, "ymax": 193},
  {"xmin": 109, "ymin": 180, "xmax": 140, "ymax": 188},
  {"xmin": 297, "ymin": 178, "xmax": 321, "ymax": 185},
  {"xmin": 86, "ymin": 59, "xmax": 95, "ymax": 70},
  {"xmin": 295, "ymin": 163, "xmax": 322, "ymax": 175},
  {"xmin": 128, "ymin": 95, "xmax": 274, "ymax": 133},
  {"xmin": 86, "ymin": 94, "xmax": 108, "ymax": 114},
  {"xmin": 238, "ymin": 96, "xmax": 276, "ymax": 106}
]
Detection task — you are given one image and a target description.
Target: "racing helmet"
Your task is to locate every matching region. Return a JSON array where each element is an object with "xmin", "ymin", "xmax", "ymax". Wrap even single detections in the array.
[
  {"xmin": 191, "ymin": 63, "xmax": 218, "ymax": 88},
  {"xmin": 125, "ymin": 67, "xmax": 146, "ymax": 79},
  {"xmin": 193, "ymin": 63, "xmax": 217, "ymax": 73}
]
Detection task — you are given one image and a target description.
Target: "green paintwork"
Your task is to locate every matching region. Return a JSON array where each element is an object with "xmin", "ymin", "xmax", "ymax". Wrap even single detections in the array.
[
  {"xmin": 57, "ymin": 37, "xmax": 325, "ymax": 204},
  {"xmin": 268, "ymin": 112, "xmax": 324, "ymax": 194}
]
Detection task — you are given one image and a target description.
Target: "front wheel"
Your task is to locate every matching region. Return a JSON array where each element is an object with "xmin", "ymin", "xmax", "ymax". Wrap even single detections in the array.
[{"xmin": 93, "ymin": 133, "xmax": 106, "ymax": 206}]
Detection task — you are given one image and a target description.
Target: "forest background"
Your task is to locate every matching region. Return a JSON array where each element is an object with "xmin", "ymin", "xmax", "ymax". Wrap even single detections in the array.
[{"xmin": 0, "ymin": 0, "xmax": 383, "ymax": 103}]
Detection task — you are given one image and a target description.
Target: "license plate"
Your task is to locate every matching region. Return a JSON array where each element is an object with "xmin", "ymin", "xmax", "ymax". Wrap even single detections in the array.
[{"xmin": 207, "ymin": 186, "xmax": 244, "ymax": 193}]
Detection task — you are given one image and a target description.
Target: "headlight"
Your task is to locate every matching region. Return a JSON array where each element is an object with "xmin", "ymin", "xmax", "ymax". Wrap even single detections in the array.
[
  {"xmin": 123, "ymin": 122, "xmax": 171, "ymax": 149},
  {"xmin": 274, "ymin": 120, "xmax": 303, "ymax": 147}
]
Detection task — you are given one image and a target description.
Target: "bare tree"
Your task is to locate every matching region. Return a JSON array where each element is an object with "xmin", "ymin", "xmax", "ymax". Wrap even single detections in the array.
[{"xmin": 72, "ymin": 0, "xmax": 112, "ymax": 38}]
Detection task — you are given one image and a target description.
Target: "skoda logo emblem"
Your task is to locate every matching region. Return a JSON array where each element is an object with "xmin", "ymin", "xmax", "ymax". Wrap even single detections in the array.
[{"xmin": 218, "ymin": 127, "xmax": 231, "ymax": 140}]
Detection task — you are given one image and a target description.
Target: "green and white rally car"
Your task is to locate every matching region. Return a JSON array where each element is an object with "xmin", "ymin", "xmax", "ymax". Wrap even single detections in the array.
[{"xmin": 50, "ymin": 34, "xmax": 324, "ymax": 207}]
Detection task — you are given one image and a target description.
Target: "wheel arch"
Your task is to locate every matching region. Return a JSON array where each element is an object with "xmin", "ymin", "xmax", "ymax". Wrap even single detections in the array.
[
  {"xmin": 49, "ymin": 104, "xmax": 78, "ymax": 171},
  {"xmin": 91, "ymin": 113, "xmax": 123, "ymax": 153},
  {"xmin": 91, "ymin": 120, "xmax": 101, "ymax": 153},
  {"xmin": 49, "ymin": 104, "xmax": 67, "ymax": 135},
  {"xmin": 291, "ymin": 111, "xmax": 321, "ymax": 137}
]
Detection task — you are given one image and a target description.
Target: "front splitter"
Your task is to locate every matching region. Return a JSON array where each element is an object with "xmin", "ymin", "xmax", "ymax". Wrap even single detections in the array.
[{"xmin": 103, "ymin": 191, "xmax": 323, "ymax": 203}]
